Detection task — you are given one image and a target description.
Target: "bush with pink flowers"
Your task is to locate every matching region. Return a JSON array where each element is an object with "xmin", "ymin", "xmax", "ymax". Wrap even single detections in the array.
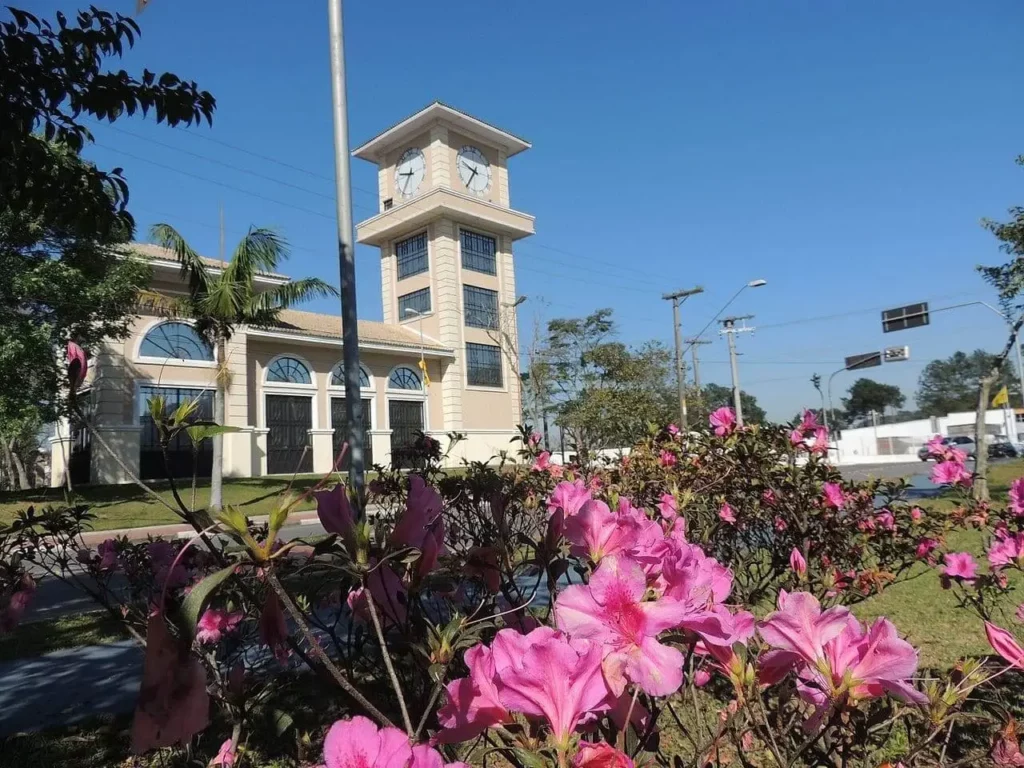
[{"xmin": 4, "ymin": 388, "xmax": 1023, "ymax": 766}]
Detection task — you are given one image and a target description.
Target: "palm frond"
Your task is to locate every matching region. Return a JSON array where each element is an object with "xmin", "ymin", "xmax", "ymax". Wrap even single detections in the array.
[
  {"xmin": 222, "ymin": 228, "xmax": 289, "ymax": 288},
  {"xmin": 247, "ymin": 278, "xmax": 339, "ymax": 318},
  {"xmin": 150, "ymin": 224, "xmax": 212, "ymax": 296}
]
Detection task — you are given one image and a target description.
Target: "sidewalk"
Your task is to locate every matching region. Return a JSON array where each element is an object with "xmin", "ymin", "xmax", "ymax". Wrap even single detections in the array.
[{"xmin": 77, "ymin": 509, "xmax": 324, "ymax": 545}]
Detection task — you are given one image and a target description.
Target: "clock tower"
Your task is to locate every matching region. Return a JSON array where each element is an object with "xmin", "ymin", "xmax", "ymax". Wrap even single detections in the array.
[{"xmin": 353, "ymin": 102, "xmax": 534, "ymax": 461}]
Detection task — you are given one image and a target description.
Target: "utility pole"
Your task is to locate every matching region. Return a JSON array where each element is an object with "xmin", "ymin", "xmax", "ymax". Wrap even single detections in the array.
[
  {"xmin": 719, "ymin": 315, "xmax": 754, "ymax": 426},
  {"xmin": 662, "ymin": 286, "xmax": 704, "ymax": 429},
  {"xmin": 685, "ymin": 337, "xmax": 711, "ymax": 392},
  {"xmin": 327, "ymin": 0, "xmax": 365, "ymax": 507}
]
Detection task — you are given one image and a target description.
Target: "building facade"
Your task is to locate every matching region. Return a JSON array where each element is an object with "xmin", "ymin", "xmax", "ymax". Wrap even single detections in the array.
[{"xmin": 48, "ymin": 103, "xmax": 533, "ymax": 486}]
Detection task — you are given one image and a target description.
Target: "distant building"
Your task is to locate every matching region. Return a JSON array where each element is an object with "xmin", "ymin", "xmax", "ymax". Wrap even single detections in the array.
[{"xmin": 49, "ymin": 103, "xmax": 534, "ymax": 486}]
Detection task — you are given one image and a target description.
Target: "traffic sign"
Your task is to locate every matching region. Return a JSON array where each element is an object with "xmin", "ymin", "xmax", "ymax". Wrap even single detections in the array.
[
  {"xmin": 884, "ymin": 346, "xmax": 910, "ymax": 362},
  {"xmin": 844, "ymin": 351, "xmax": 882, "ymax": 370},
  {"xmin": 882, "ymin": 302, "xmax": 929, "ymax": 333}
]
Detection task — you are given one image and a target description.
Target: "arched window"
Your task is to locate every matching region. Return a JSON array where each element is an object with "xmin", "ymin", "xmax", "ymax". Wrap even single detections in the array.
[
  {"xmin": 330, "ymin": 364, "xmax": 370, "ymax": 389},
  {"xmin": 388, "ymin": 366, "xmax": 421, "ymax": 391},
  {"xmin": 266, "ymin": 356, "xmax": 312, "ymax": 385},
  {"xmin": 139, "ymin": 322, "xmax": 213, "ymax": 361}
]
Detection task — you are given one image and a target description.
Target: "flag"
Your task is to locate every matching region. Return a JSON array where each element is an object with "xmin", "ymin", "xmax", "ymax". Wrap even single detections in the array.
[
  {"xmin": 418, "ymin": 358, "xmax": 431, "ymax": 387},
  {"xmin": 992, "ymin": 386, "xmax": 1009, "ymax": 408}
]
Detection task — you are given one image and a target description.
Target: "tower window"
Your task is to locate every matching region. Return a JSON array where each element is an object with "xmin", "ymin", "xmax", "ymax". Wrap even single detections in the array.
[
  {"xmin": 460, "ymin": 230, "xmax": 496, "ymax": 275},
  {"xmin": 463, "ymin": 285, "xmax": 499, "ymax": 329},
  {"xmin": 396, "ymin": 232, "xmax": 428, "ymax": 279},
  {"xmin": 466, "ymin": 342, "xmax": 503, "ymax": 387},
  {"xmin": 398, "ymin": 287, "xmax": 431, "ymax": 317}
]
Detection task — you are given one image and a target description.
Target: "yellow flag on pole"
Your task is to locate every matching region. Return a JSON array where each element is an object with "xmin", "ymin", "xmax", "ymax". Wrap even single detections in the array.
[
  {"xmin": 418, "ymin": 358, "xmax": 431, "ymax": 387},
  {"xmin": 992, "ymin": 385, "xmax": 1009, "ymax": 408}
]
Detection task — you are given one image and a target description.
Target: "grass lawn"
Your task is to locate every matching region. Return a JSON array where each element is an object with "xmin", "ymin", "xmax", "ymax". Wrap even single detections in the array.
[{"xmin": 0, "ymin": 612, "xmax": 129, "ymax": 664}]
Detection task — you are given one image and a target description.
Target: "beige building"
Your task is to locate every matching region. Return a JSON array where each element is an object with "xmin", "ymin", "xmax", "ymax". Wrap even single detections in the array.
[{"xmin": 49, "ymin": 103, "xmax": 534, "ymax": 486}]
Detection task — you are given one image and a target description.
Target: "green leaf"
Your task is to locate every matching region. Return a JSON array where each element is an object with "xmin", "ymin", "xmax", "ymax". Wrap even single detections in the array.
[
  {"xmin": 186, "ymin": 424, "xmax": 240, "ymax": 444},
  {"xmin": 179, "ymin": 563, "xmax": 236, "ymax": 641},
  {"xmin": 268, "ymin": 708, "xmax": 294, "ymax": 736}
]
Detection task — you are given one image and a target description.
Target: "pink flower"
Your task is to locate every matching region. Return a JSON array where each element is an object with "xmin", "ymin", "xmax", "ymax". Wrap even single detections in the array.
[
  {"xmin": 148, "ymin": 540, "xmax": 188, "ymax": 589},
  {"xmin": 876, "ymin": 511, "xmax": 896, "ymax": 531},
  {"xmin": 789, "ymin": 427, "xmax": 805, "ymax": 448},
  {"xmin": 437, "ymin": 643, "xmax": 510, "ymax": 742},
  {"xmin": 718, "ymin": 502, "xmax": 736, "ymax": 524},
  {"xmin": 557, "ymin": 556, "xmax": 712, "ymax": 696},
  {"xmin": 773, "ymin": 515, "xmax": 788, "ymax": 531},
  {"xmin": 799, "ymin": 409, "xmax": 820, "ymax": 432},
  {"xmin": 548, "ymin": 480, "xmax": 592, "ymax": 519},
  {"xmin": 989, "ymin": 533, "xmax": 1024, "ymax": 570},
  {"xmin": 692, "ymin": 668, "xmax": 712, "ymax": 687},
  {"xmin": 1011, "ymin": 478, "xmax": 1024, "ymax": 517},
  {"xmin": 492, "ymin": 627, "xmax": 612, "ymax": 747},
  {"xmin": 573, "ymin": 742, "xmax": 634, "ymax": 768},
  {"xmin": 941, "ymin": 552, "xmax": 978, "ymax": 586},
  {"xmin": 211, "ymin": 739, "xmax": 237, "ymax": 767},
  {"xmin": 658, "ymin": 450, "xmax": 677, "ymax": 468},
  {"xmin": 925, "ymin": 434, "xmax": 946, "ymax": 459},
  {"xmin": 762, "ymin": 489, "xmax": 777, "ymax": 507},
  {"xmin": 666, "ymin": 423, "xmax": 680, "ymax": 437},
  {"xmin": 97, "ymin": 538, "xmax": 119, "ymax": 570},
  {"xmin": 258, "ymin": 592, "xmax": 289, "ymax": 664},
  {"xmin": 0, "ymin": 575, "xmax": 35, "ymax": 634},
  {"xmin": 196, "ymin": 608, "xmax": 243, "ymax": 645},
  {"xmin": 709, "ymin": 407, "xmax": 736, "ymax": 437},
  {"xmin": 657, "ymin": 492, "xmax": 678, "ymax": 520},
  {"xmin": 931, "ymin": 460, "xmax": 973, "ymax": 487},
  {"xmin": 563, "ymin": 499, "xmax": 644, "ymax": 563},
  {"xmin": 789, "ymin": 547, "xmax": 807, "ymax": 577},
  {"xmin": 910, "ymin": 507, "xmax": 923, "ymax": 522},
  {"xmin": 66, "ymin": 341, "xmax": 88, "ymax": 393},
  {"xmin": 314, "ymin": 484, "xmax": 356, "ymax": 551},
  {"xmin": 809, "ymin": 426, "xmax": 829, "ymax": 455},
  {"xmin": 985, "ymin": 622, "xmax": 1024, "ymax": 669},
  {"xmin": 915, "ymin": 537, "xmax": 939, "ymax": 561},
  {"xmin": 390, "ymin": 475, "xmax": 446, "ymax": 578},
  {"xmin": 366, "ymin": 562, "xmax": 408, "ymax": 625},
  {"xmin": 528, "ymin": 431, "xmax": 542, "ymax": 446},
  {"xmin": 758, "ymin": 591, "xmax": 851, "ymax": 675},
  {"xmin": 533, "ymin": 451, "xmax": 552, "ymax": 472},
  {"xmin": 991, "ymin": 720, "xmax": 1024, "ymax": 767},
  {"xmin": 549, "ymin": 463, "xmax": 565, "ymax": 479},
  {"xmin": 324, "ymin": 716, "xmax": 412, "ymax": 768},
  {"xmin": 822, "ymin": 482, "xmax": 845, "ymax": 509}
]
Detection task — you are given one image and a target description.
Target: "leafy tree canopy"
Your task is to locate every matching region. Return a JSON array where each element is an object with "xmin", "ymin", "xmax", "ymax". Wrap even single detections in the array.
[
  {"xmin": 916, "ymin": 349, "xmax": 1020, "ymax": 417},
  {"xmin": 692, "ymin": 382, "xmax": 767, "ymax": 426},
  {"xmin": 841, "ymin": 378, "xmax": 906, "ymax": 423}
]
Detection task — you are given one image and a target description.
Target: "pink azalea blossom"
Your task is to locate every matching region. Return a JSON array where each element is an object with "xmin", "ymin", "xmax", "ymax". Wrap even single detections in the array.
[
  {"xmin": 549, "ymin": 463, "xmax": 565, "ymax": 479},
  {"xmin": 989, "ymin": 533, "xmax": 1024, "ymax": 570},
  {"xmin": 809, "ymin": 426, "xmax": 829, "ymax": 455},
  {"xmin": 692, "ymin": 668, "xmax": 711, "ymax": 687},
  {"xmin": 910, "ymin": 507, "xmax": 923, "ymax": 522},
  {"xmin": 528, "ymin": 431, "xmax": 542, "ymax": 446},
  {"xmin": 437, "ymin": 643, "xmax": 511, "ymax": 742},
  {"xmin": 658, "ymin": 450, "xmax": 677, "ymax": 468},
  {"xmin": 258, "ymin": 592, "xmax": 290, "ymax": 664},
  {"xmin": 876, "ymin": 510, "xmax": 896, "ymax": 531},
  {"xmin": 0, "ymin": 574, "xmax": 35, "ymax": 634},
  {"xmin": 773, "ymin": 515, "xmax": 788, "ymax": 531},
  {"xmin": 196, "ymin": 608, "xmax": 243, "ymax": 645},
  {"xmin": 314, "ymin": 484, "xmax": 356, "ymax": 551},
  {"xmin": 709, "ymin": 407, "xmax": 737, "ymax": 437},
  {"xmin": 390, "ymin": 476, "xmax": 446, "ymax": 578},
  {"xmin": 97, "ymin": 538, "xmax": 119, "ymax": 570},
  {"xmin": 822, "ymin": 482, "xmax": 845, "ymax": 509},
  {"xmin": 789, "ymin": 547, "xmax": 807, "ymax": 577},
  {"xmin": 762, "ymin": 489, "xmax": 777, "ymax": 507},
  {"xmin": 573, "ymin": 742, "xmax": 634, "ymax": 768},
  {"xmin": 931, "ymin": 460, "xmax": 973, "ymax": 487},
  {"xmin": 799, "ymin": 409, "xmax": 820, "ymax": 432},
  {"xmin": 1011, "ymin": 478, "xmax": 1024, "ymax": 517},
  {"xmin": 925, "ymin": 434, "xmax": 946, "ymax": 459},
  {"xmin": 548, "ymin": 480, "xmax": 592, "ymax": 519},
  {"xmin": 563, "ymin": 499, "xmax": 644, "ymax": 563},
  {"xmin": 789, "ymin": 427, "xmax": 806, "ymax": 448},
  {"xmin": 558, "ymin": 556, "xmax": 731, "ymax": 696},
  {"xmin": 991, "ymin": 721, "xmax": 1024, "ymax": 767},
  {"xmin": 985, "ymin": 622, "xmax": 1024, "ymax": 669},
  {"xmin": 210, "ymin": 739, "xmax": 237, "ymax": 767},
  {"xmin": 532, "ymin": 451, "xmax": 552, "ymax": 472},
  {"xmin": 657, "ymin": 492, "xmax": 678, "ymax": 520},
  {"xmin": 148, "ymin": 540, "xmax": 188, "ymax": 589},
  {"xmin": 67, "ymin": 341, "xmax": 88, "ymax": 392},
  {"xmin": 323, "ymin": 716, "xmax": 412, "ymax": 768},
  {"xmin": 915, "ymin": 537, "xmax": 939, "ymax": 561},
  {"xmin": 758, "ymin": 591, "xmax": 851, "ymax": 676},
  {"xmin": 666, "ymin": 423, "xmax": 680, "ymax": 437},
  {"xmin": 718, "ymin": 502, "xmax": 736, "ymax": 524},
  {"xmin": 941, "ymin": 552, "xmax": 978, "ymax": 586}
]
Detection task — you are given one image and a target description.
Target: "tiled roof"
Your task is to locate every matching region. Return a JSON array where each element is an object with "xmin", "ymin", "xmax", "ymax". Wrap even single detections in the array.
[
  {"xmin": 272, "ymin": 309, "xmax": 451, "ymax": 353},
  {"xmin": 124, "ymin": 242, "xmax": 291, "ymax": 280}
]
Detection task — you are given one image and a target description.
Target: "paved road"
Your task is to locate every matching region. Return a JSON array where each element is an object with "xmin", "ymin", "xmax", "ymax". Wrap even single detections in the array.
[{"xmin": 838, "ymin": 460, "xmax": 933, "ymax": 482}]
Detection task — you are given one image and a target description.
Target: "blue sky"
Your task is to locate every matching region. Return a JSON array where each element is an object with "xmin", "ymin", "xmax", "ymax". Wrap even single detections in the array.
[{"xmin": 44, "ymin": 0, "xmax": 1024, "ymax": 419}]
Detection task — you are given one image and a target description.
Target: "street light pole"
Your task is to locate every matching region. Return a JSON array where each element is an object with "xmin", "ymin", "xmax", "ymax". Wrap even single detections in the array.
[
  {"xmin": 720, "ymin": 315, "xmax": 754, "ymax": 426},
  {"xmin": 326, "ymin": 0, "xmax": 365, "ymax": 507},
  {"xmin": 685, "ymin": 337, "xmax": 711, "ymax": 392},
  {"xmin": 662, "ymin": 286, "xmax": 704, "ymax": 429}
]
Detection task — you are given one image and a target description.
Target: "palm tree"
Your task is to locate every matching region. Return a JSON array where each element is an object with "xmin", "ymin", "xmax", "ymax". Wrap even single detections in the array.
[{"xmin": 150, "ymin": 224, "xmax": 337, "ymax": 509}]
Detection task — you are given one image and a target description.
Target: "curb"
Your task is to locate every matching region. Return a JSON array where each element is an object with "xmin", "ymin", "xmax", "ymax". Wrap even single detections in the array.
[{"xmin": 78, "ymin": 510, "xmax": 323, "ymax": 545}]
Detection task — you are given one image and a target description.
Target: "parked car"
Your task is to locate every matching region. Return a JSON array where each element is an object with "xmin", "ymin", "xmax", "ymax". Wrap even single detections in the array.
[
  {"xmin": 917, "ymin": 435, "xmax": 977, "ymax": 461},
  {"xmin": 988, "ymin": 437, "xmax": 1019, "ymax": 459}
]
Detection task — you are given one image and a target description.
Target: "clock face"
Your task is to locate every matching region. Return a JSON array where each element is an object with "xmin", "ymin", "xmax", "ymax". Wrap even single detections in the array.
[
  {"xmin": 457, "ymin": 146, "xmax": 491, "ymax": 194},
  {"xmin": 395, "ymin": 148, "xmax": 426, "ymax": 197}
]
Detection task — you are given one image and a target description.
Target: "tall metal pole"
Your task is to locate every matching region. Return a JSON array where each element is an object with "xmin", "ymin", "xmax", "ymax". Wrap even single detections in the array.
[
  {"xmin": 724, "ymin": 322, "xmax": 743, "ymax": 425},
  {"xmin": 685, "ymin": 337, "xmax": 711, "ymax": 392},
  {"xmin": 327, "ymin": 0, "xmax": 365, "ymax": 505},
  {"xmin": 662, "ymin": 286, "xmax": 703, "ymax": 429}
]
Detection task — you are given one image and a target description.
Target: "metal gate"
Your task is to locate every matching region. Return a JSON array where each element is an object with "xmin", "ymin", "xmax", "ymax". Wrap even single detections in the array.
[
  {"xmin": 140, "ymin": 386, "xmax": 214, "ymax": 481},
  {"xmin": 266, "ymin": 395, "xmax": 313, "ymax": 475},
  {"xmin": 67, "ymin": 390, "xmax": 93, "ymax": 486},
  {"xmin": 331, "ymin": 398, "xmax": 373, "ymax": 470},
  {"xmin": 389, "ymin": 399, "xmax": 424, "ymax": 469}
]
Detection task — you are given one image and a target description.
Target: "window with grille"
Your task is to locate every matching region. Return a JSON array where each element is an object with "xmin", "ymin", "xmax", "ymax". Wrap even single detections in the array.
[
  {"xmin": 460, "ymin": 230, "xmax": 496, "ymax": 275},
  {"xmin": 398, "ymin": 287, "xmax": 431, "ymax": 317},
  {"xmin": 466, "ymin": 342, "xmax": 503, "ymax": 387},
  {"xmin": 463, "ymin": 285, "xmax": 498, "ymax": 329},
  {"xmin": 330, "ymin": 364, "xmax": 371, "ymax": 389},
  {"xmin": 396, "ymin": 233, "xmax": 428, "ymax": 279},
  {"xmin": 139, "ymin": 322, "xmax": 213, "ymax": 361},
  {"xmin": 389, "ymin": 366, "xmax": 422, "ymax": 390},
  {"xmin": 266, "ymin": 356, "xmax": 312, "ymax": 384}
]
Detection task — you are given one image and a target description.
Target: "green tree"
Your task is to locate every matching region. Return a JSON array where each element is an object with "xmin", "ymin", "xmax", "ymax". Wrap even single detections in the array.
[
  {"xmin": 915, "ymin": 350, "xmax": 1019, "ymax": 417},
  {"xmin": 841, "ymin": 378, "xmax": 905, "ymax": 423},
  {"xmin": 152, "ymin": 225, "xmax": 337, "ymax": 509},
  {"xmin": 0, "ymin": 6, "xmax": 215, "ymax": 487},
  {"xmin": 535, "ymin": 309, "xmax": 675, "ymax": 458},
  {"xmin": 690, "ymin": 382, "xmax": 767, "ymax": 426}
]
